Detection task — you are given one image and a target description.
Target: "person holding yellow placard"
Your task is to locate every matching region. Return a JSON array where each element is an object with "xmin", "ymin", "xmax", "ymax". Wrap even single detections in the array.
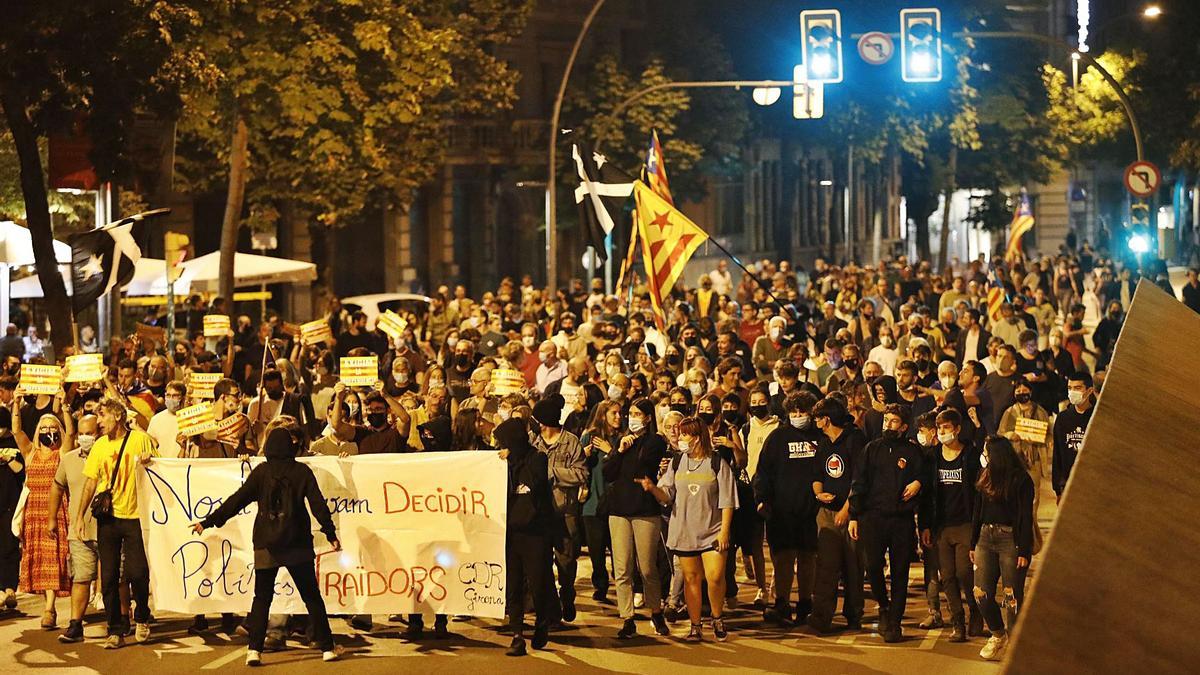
[{"xmin": 997, "ymin": 380, "xmax": 1052, "ymax": 555}]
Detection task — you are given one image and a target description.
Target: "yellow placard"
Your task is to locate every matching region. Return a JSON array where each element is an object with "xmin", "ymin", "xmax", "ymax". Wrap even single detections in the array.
[
  {"xmin": 301, "ymin": 319, "xmax": 334, "ymax": 345},
  {"xmin": 340, "ymin": 356, "xmax": 378, "ymax": 387},
  {"xmin": 189, "ymin": 372, "xmax": 222, "ymax": 399},
  {"xmin": 490, "ymin": 368, "xmax": 526, "ymax": 396},
  {"xmin": 64, "ymin": 353, "xmax": 104, "ymax": 383},
  {"xmin": 281, "ymin": 322, "xmax": 301, "ymax": 337},
  {"xmin": 19, "ymin": 364, "xmax": 62, "ymax": 395},
  {"xmin": 377, "ymin": 311, "xmax": 408, "ymax": 341},
  {"xmin": 176, "ymin": 403, "xmax": 217, "ymax": 437},
  {"xmin": 135, "ymin": 323, "xmax": 166, "ymax": 344},
  {"xmin": 1014, "ymin": 417, "xmax": 1049, "ymax": 443},
  {"xmin": 203, "ymin": 314, "xmax": 231, "ymax": 338}
]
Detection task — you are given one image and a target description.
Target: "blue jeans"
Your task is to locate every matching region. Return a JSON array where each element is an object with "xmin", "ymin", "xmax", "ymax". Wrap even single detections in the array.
[{"xmin": 972, "ymin": 524, "xmax": 1023, "ymax": 634}]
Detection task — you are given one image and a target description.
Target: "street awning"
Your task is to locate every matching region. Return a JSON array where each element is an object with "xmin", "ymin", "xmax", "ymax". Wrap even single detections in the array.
[
  {"xmin": 0, "ymin": 221, "xmax": 72, "ymax": 265},
  {"xmin": 179, "ymin": 251, "xmax": 317, "ymax": 291},
  {"xmin": 8, "ymin": 257, "xmax": 191, "ymax": 298}
]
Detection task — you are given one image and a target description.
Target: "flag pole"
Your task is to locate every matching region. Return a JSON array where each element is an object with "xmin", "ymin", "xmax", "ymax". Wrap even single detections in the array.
[{"xmin": 702, "ymin": 236, "xmax": 789, "ymax": 314}]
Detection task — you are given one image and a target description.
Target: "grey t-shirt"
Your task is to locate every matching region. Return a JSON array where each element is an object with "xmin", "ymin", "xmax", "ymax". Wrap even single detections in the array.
[
  {"xmin": 659, "ymin": 453, "xmax": 738, "ymax": 552},
  {"xmin": 54, "ymin": 448, "xmax": 97, "ymax": 542}
]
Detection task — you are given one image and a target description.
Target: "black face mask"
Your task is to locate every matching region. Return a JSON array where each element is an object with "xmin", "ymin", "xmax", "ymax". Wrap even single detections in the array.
[
  {"xmin": 669, "ymin": 403, "xmax": 692, "ymax": 416},
  {"xmin": 267, "ymin": 388, "xmax": 284, "ymax": 401},
  {"xmin": 749, "ymin": 404, "xmax": 769, "ymax": 420},
  {"xmin": 1014, "ymin": 393, "xmax": 1031, "ymax": 404},
  {"xmin": 881, "ymin": 429, "xmax": 903, "ymax": 440},
  {"xmin": 697, "ymin": 410, "xmax": 717, "ymax": 425},
  {"xmin": 454, "ymin": 354, "xmax": 471, "ymax": 369},
  {"xmin": 39, "ymin": 431, "xmax": 61, "ymax": 448},
  {"xmin": 666, "ymin": 353, "xmax": 682, "ymax": 367},
  {"xmin": 367, "ymin": 412, "xmax": 388, "ymax": 428},
  {"xmin": 562, "ymin": 325, "xmax": 575, "ymax": 335},
  {"xmin": 843, "ymin": 358, "xmax": 861, "ymax": 371},
  {"xmin": 682, "ymin": 335, "xmax": 698, "ymax": 347},
  {"xmin": 722, "ymin": 410, "xmax": 744, "ymax": 427},
  {"xmin": 915, "ymin": 358, "xmax": 930, "ymax": 371}
]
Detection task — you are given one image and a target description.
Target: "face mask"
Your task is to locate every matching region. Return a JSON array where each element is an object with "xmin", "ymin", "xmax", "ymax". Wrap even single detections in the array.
[
  {"xmin": 915, "ymin": 358, "xmax": 930, "ymax": 371},
  {"xmin": 522, "ymin": 336, "xmax": 536, "ymax": 349},
  {"xmin": 1067, "ymin": 390, "xmax": 1086, "ymax": 406},
  {"xmin": 722, "ymin": 410, "xmax": 743, "ymax": 426},
  {"xmin": 469, "ymin": 316, "xmax": 482, "ymax": 329},
  {"xmin": 697, "ymin": 410, "xmax": 717, "ymax": 425},
  {"xmin": 940, "ymin": 376, "xmax": 956, "ymax": 390},
  {"xmin": 562, "ymin": 325, "xmax": 576, "ymax": 335},
  {"xmin": 76, "ymin": 434, "xmax": 96, "ymax": 455},
  {"xmin": 827, "ymin": 354, "xmax": 843, "ymax": 369},
  {"xmin": 843, "ymin": 358, "xmax": 860, "ymax": 371},
  {"xmin": 497, "ymin": 407, "xmax": 512, "ymax": 422},
  {"xmin": 1014, "ymin": 393, "xmax": 1031, "ymax": 404},
  {"xmin": 629, "ymin": 417, "xmax": 645, "ymax": 433},
  {"xmin": 666, "ymin": 353, "xmax": 682, "ymax": 367},
  {"xmin": 39, "ymin": 431, "xmax": 61, "ymax": 448},
  {"xmin": 678, "ymin": 439, "xmax": 691, "ymax": 452},
  {"xmin": 749, "ymin": 405, "xmax": 769, "ymax": 420},
  {"xmin": 769, "ymin": 328, "xmax": 782, "ymax": 341},
  {"xmin": 454, "ymin": 354, "xmax": 471, "ymax": 369},
  {"xmin": 916, "ymin": 431, "xmax": 933, "ymax": 447},
  {"xmin": 347, "ymin": 401, "xmax": 360, "ymax": 418},
  {"xmin": 669, "ymin": 402, "xmax": 691, "ymax": 416},
  {"xmin": 267, "ymin": 388, "xmax": 284, "ymax": 401},
  {"xmin": 165, "ymin": 397, "xmax": 183, "ymax": 412},
  {"xmin": 881, "ymin": 337, "xmax": 893, "ymax": 348},
  {"xmin": 683, "ymin": 335, "xmax": 698, "ymax": 347},
  {"xmin": 1049, "ymin": 337, "xmax": 1062, "ymax": 348},
  {"xmin": 607, "ymin": 384, "xmax": 623, "ymax": 401},
  {"xmin": 447, "ymin": 337, "xmax": 459, "ymax": 349},
  {"xmin": 789, "ymin": 414, "xmax": 810, "ymax": 429},
  {"xmin": 393, "ymin": 371, "xmax": 409, "ymax": 385},
  {"xmin": 688, "ymin": 382, "xmax": 704, "ymax": 398},
  {"xmin": 367, "ymin": 412, "xmax": 388, "ymax": 428},
  {"xmin": 937, "ymin": 430, "xmax": 956, "ymax": 445},
  {"xmin": 882, "ymin": 429, "xmax": 902, "ymax": 440}
]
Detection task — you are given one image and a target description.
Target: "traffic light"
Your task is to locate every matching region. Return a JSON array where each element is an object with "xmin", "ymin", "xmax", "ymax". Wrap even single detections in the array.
[
  {"xmin": 801, "ymin": 10, "xmax": 843, "ymax": 83},
  {"xmin": 165, "ymin": 231, "xmax": 190, "ymax": 282},
  {"xmin": 900, "ymin": 8, "xmax": 942, "ymax": 83}
]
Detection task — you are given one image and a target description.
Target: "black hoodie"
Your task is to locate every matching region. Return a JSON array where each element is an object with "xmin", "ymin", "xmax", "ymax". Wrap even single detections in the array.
[{"xmin": 495, "ymin": 419, "xmax": 554, "ymax": 534}]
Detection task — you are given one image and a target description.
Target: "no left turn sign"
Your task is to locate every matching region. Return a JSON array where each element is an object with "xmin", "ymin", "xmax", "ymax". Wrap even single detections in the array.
[
  {"xmin": 1123, "ymin": 160, "xmax": 1161, "ymax": 198},
  {"xmin": 857, "ymin": 32, "xmax": 894, "ymax": 65}
]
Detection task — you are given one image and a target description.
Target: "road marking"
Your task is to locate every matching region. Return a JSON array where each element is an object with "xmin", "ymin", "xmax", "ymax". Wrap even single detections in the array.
[
  {"xmin": 920, "ymin": 627, "xmax": 943, "ymax": 650},
  {"xmin": 200, "ymin": 648, "xmax": 244, "ymax": 670}
]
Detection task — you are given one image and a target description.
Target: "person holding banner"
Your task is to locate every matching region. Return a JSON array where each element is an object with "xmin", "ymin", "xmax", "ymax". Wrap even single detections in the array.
[
  {"xmin": 191, "ymin": 419, "xmax": 341, "ymax": 666},
  {"xmin": 494, "ymin": 417, "xmax": 556, "ymax": 657},
  {"xmin": 996, "ymin": 380, "xmax": 1051, "ymax": 556},
  {"xmin": 146, "ymin": 381, "xmax": 187, "ymax": 459}
]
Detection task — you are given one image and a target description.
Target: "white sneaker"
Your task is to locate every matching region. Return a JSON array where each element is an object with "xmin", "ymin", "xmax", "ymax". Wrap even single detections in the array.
[
  {"xmin": 322, "ymin": 648, "xmax": 341, "ymax": 662},
  {"xmin": 134, "ymin": 622, "xmax": 150, "ymax": 644},
  {"xmin": 633, "ymin": 593, "xmax": 645, "ymax": 609},
  {"xmin": 245, "ymin": 649, "xmax": 262, "ymax": 666},
  {"xmin": 980, "ymin": 634, "xmax": 1008, "ymax": 661}
]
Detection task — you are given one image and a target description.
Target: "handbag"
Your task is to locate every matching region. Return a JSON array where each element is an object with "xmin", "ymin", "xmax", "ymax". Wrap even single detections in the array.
[
  {"xmin": 90, "ymin": 431, "xmax": 131, "ymax": 520},
  {"xmin": 10, "ymin": 484, "xmax": 28, "ymax": 539}
]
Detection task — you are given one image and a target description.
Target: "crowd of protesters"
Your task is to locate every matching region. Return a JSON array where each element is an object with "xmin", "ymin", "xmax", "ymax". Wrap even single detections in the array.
[{"xmin": 0, "ymin": 241, "xmax": 1194, "ymax": 664}]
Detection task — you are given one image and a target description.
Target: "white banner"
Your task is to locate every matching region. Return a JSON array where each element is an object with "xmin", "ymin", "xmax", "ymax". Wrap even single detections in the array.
[{"xmin": 137, "ymin": 454, "xmax": 508, "ymax": 618}]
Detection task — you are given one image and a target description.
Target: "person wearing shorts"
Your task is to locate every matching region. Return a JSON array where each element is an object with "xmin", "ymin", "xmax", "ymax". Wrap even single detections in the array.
[{"xmin": 47, "ymin": 415, "xmax": 100, "ymax": 643}]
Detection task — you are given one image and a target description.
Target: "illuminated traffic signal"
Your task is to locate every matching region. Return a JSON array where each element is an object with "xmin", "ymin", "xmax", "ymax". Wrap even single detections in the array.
[
  {"xmin": 900, "ymin": 8, "xmax": 942, "ymax": 83},
  {"xmin": 801, "ymin": 10, "xmax": 843, "ymax": 83}
]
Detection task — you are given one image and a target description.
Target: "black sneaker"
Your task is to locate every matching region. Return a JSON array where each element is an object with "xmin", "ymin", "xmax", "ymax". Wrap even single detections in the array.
[
  {"xmin": 665, "ymin": 605, "xmax": 686, "ymax": 623},
  {"xmin": 349, "ymin": 615, "xmax": 373, "ymax": 632},
  {"xmin": 617, "ymin": 618, "xmax": 637, "ymax": 639},
  {"xmin": 403, "ymin": 617, "xmax": 424, "ymax": 639},
  {"xmin": 506, "ymin": 636, "xmax": 527, "ymax": 656},
  {"xmin": 262, "ymin": 635, "xmax": 285, "ymax": 652},
  {"xmin": 561, "ymin": 600, "xmax": 576, "ymax": 623},
  {"xmin": 591, "ymin": 588, "xmax": 607, "ymax": 603},
  {"xmin": 188, "ymin": 615, "xmax": 209, "ymax": 635},
  {"xmin": 884, "ymin": 625, "xmax": 903, "ymax": 643},
  {"xmin": 793, "ymin": 599, "xmax": 812, "ymax": 625},
  {"xmin": 650, "ymin": 612, "xmax": 669, "ymax": 636},
  {"xmin": 59, "ymin": 620, "xmax": 84, "ymax": 643},
  {"xmin": 531, "ymin": 626, "xmax": 549, "ymax": 650},
  {"xmin": 433, "ymin": 617, "xmax": 449, "ymax": 639},
  {"xmin": 712, "ymin": 617, "xmax": 728, "ymax": 642},
  {"xmin": 763, "ymin": 603, "xmax": 792, "ymax": 625}
]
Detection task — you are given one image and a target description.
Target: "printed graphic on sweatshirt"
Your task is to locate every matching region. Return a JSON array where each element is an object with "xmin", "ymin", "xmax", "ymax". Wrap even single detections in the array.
[
  {"xmin": 788, "ymin": 441, "xmax": 817, "ymax": 460},
  {"xmin": 938, "ymin": 467, "xmax": 963, "ymax": 484},
  {"xmin": 824, "ymin": 453, "xmax": 844, "ymax": 479}
]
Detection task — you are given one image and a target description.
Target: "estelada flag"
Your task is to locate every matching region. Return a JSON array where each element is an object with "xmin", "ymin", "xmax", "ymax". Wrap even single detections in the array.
[
  {"xmin": 176, "ymin": 403, "xmax": 216, "ymax": 437},
  {"xmin": 986, "ymin": 273, "xmax": 1007, "ymax": 325},
  {"xmin": 633, "ymin": 181, "xmax": 709, "ymax": 325},
  {"xmin": 216, "ymin": 412, "xmax": 248, "ymax": 447},
  {"xmin": 340, "ymin": 356, "xmax": 378, "ymax": 387},
  {"xmin": 1004, "ymin": 190, "xmax": 1035, "ymax": 261},
  {"xmin": 19, "ymin": 364, "xmax": 62, "ymax": 395},
  {"xmin": 643, "ymin": 130, "xmax": 673, "ymax": 205}
]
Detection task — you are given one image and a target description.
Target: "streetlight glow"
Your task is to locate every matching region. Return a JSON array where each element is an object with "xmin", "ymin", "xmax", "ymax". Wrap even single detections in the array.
[
  {"xmin": 752, "ymin": 87, "xmax": 781, "ymax": 106},
  {"xmin": 1129, "ymin": 233, "xmax": 1149, "ymax": 254},
  {"xmin": 909, "ymin": 49, "xmax": 934, "ymax": 76},
  {"xmin": 1143, "ymin": 5, "xmax": 1162, "ymax": 18},
  {"xmin": 810, "ymin": 51, "xmax": 833, "ymax": 79}
]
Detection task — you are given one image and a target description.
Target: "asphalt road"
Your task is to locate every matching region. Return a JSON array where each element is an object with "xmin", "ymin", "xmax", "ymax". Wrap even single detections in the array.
[{"xmin": 1, "ymin": 479, "xmax": 1060, "ymax": 674}]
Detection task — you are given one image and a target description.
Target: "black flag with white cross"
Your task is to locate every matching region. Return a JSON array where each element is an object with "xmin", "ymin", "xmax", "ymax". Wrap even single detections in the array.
[
  {"xmin": 69, "ymin": 208, "xmax": 169, "ymax": 314},
  {"xmin": 572, "ymin": 142, "xmax": 633, "ymax": 263}
]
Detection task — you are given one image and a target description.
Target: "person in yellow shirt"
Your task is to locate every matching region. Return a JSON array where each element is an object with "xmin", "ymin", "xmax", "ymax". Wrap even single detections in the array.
[{"xmin": 75, "ymin": 398, "xmax": 158, "ymax": 649}]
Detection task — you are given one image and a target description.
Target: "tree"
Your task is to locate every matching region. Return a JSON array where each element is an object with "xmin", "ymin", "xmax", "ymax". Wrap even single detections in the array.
[
  {"xmin": 176, "ymin": 0, "xmax": 531, "ymax": 303},
  {"xmin": 0, "ymin": 1, "xmax": 198, "ymax": 355}
]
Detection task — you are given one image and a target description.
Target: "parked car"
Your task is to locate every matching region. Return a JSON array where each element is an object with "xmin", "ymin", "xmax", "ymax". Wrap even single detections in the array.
[{"xmin": 340, "ymin": 293, "xmax": 432, "ymax": 331}]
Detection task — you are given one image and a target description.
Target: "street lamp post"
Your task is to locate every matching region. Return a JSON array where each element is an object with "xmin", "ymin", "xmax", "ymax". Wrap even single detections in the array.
[{"xmin": 547, "ymin": 0, "xmax": 608, "ymax": 289}]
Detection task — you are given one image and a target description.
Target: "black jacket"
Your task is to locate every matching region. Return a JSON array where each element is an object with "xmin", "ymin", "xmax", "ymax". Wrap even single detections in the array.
[
  {"xmin": 601, "ymin": 431, "xmax": 668, "ymax": 518},
  {"xmin": 507, "ymin": 446, "xmax": 554, "ymax": 534},
  {"xmin": 972, "ymin": 471, "xmax": 1036, "ymax": 559},
  {"xmin": 849, "ymin": 436, "xmax": 926, "ymax": 526},
  {"xmin": 202, "ymin": 457, "xmax": 337, "ymax": 554},
  {"xmin": 753, "ymin": 425, "xmax": 821, "ymax": 516}
]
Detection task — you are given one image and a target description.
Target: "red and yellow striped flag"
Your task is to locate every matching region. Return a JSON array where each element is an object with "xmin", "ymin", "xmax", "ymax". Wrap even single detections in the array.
[
  {"xmin": 340, "ymin": 356, "xmax": 378, "ymax": 387},
  {"xmin": 633, "ymin": 181, "xmax": 708, "ymax": 326},
  {"xmin": 176, "ymin": 402, "xmax": 216, "ymax": 437},
  {"xmin": 1004, "ymin": 190, "xmax": 1035, "ymax": 261},
  {"xmin": 19, "ymin": 364, "xmax": 62, "ymax": 395}
]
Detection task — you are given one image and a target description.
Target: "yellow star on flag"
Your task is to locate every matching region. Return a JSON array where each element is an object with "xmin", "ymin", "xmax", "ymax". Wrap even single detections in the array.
[{"xmin": 633, "ymin": 181, "xmax": 709, "ymax": 325}]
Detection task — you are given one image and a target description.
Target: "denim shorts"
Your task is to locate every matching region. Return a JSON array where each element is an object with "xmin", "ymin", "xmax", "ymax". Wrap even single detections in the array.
[{"xmin": 68, "ymin": 539, "xmax": 99, "ymax": 583}]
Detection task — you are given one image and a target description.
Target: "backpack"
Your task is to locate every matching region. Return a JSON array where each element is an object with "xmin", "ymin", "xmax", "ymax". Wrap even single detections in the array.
[{"xmin": 258, "ymin": 470, "xmax": 292, "ymax": 549}]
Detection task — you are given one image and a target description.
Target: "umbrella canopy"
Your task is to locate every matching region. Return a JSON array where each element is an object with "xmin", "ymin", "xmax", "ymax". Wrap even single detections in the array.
[
  {"xmin": 180, "ymin": 251, "xmax": 316, "ymax": 291},
  {"xmin": 8, "ymin": 257, "xmax": 190, "ymax": 298},
  {"xmin": 0, "ymin": 221, "xmax": 72, "ymax": 265}
]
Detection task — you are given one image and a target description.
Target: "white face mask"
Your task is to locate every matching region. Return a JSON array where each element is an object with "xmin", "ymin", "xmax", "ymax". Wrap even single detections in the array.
[
  {"xmin": 678, "ymin": 439, "xmax": 691, "ymax": 452},
  {"xmin": 607, "ymin": 384, "xmax": 623, "ymax": 401},
  {"xmin": 789, "ymin": 414, "xmax": 810, "ymax": 429},
  {"xmin": 447, "ymin": 337, "xmax": 459, "ymax": 349},
  {"xmin": 76, "ymin": 434, "xmax": 96, "ymax": 455},
  {"xmin": 769, "ymin": 328, "xmax": 782, "ymax": 341},
  {"xmin": 629, "ymin": 417, "xmax": 645, "ymax": 433},
  {"xmin": 498, "ymin": 408, "xmax": 512, "ymax": 421},
  {"xmin": 1067, "ymin": 389, "xmax": 1086, "ymax": 406},
  {"xmin": 937, "ymin": 430, "xmax": 956, "ymax": 445},
  {"xmin": 881, "ymin": 336, "xmax": 893, "ymax": 348},
  {"xmin": 980, "ymin": 452, "xmax": 989, "ymax": 469},
  {"xmin": 688, "ymin": 382, "xmax": 704, "ymax": 398},
  {"xmin": 393, "ymin": 371, "xmax": 408, "ymax": 384},
  {"xmin": 940, "ymin": 376, "xmax": 956, "ymax": 390},
  {"xmin": 916, "ymin": 431, "xmax": 933, "ymax": 447}
]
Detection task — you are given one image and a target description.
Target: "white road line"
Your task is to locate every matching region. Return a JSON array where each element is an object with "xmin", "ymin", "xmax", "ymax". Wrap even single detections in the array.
[
  {"xmin": 200, "ymin": 648, "xmax": 244, "ymax": 670},
  {"xmin": 919, "ymin": 628, "xmax": 943, "ymax": 650}
]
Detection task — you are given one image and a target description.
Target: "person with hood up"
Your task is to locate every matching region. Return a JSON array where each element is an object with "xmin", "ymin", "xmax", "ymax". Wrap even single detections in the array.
[
  {"xmin": 495, "ymin": 417, "xmax": 556, "ymax": 656},
  {"xmin": 191, "ymin": 418, "xmax": 341, "ymax": 666},
  {"xmin": 863, "ymin": 375, "xmax": 898, "ymax": 441}
]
